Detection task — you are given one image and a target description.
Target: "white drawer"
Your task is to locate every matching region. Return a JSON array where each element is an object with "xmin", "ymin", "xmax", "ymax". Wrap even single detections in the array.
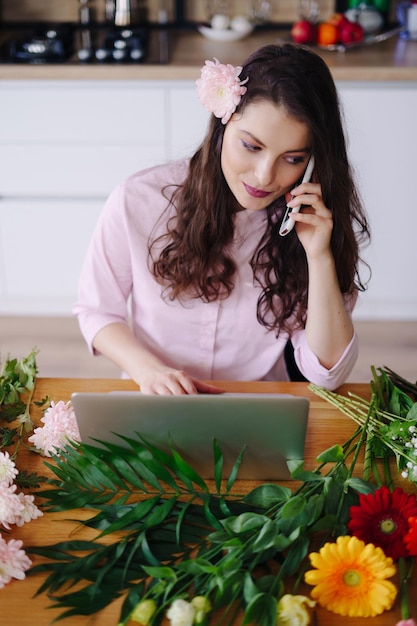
[
  {"xmin": 0, "ymin": 143, "xmax": 166, "ymax": 196},
  {"xmin": 0, "ymin": 81, "xmax": 166, "ymax": 143}
]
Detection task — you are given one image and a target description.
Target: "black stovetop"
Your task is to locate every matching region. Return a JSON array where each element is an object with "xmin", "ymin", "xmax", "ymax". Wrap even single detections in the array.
[{"xmin": 0, "ymin": 22, "xmax": 170, "ymax": 65}]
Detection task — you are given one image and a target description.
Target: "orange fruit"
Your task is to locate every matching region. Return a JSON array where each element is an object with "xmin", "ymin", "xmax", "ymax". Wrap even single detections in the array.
[
  {"xmin": 317, "ymin": 22, "xmax": 339, "ymax": 45},
  {"xmin": 327, "ymin": 12, "xmax": 346, "ymax": 27}
]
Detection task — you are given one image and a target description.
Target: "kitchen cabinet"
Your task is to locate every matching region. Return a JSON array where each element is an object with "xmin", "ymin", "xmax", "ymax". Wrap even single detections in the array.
[
  {"xmin": 0, "ymin": 81, "xmax": 168, "ymax": 315},
  {"xmin": 339, "ymin": 82, "xmax": 417, "ymax": 321},
  {"xmin": 0, "ymin": 79, "xmax": 416, "ymax": 320},
  {"xmin": 0, "ymin": 198, "xmax": 102, "ymax": 314},
  {"xmin": 0, "ymin": 82, "xmax": 167, "ymax": 196}
]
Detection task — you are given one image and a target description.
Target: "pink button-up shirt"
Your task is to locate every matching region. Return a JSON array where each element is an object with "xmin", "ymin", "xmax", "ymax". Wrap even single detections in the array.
[{"xmin": 73, "ymin": 160, "xmax": 358, "ymax": 389}]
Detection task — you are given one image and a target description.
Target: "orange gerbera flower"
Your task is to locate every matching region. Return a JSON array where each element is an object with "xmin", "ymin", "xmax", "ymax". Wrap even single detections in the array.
[{"xmin": 304, "ymin": 535, "xmax": 397, "ymax": 617}]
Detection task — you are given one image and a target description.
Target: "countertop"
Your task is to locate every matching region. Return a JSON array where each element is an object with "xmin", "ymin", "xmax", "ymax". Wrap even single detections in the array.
[{"xmin": 1, "ymin": 28, "xmax": 417, "ymax": 82}]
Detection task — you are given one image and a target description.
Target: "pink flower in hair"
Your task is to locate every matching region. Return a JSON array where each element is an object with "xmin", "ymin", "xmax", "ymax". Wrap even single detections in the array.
[{"xmin": 196, "ymin": 58, "xmax": 248, "ymax": 124}]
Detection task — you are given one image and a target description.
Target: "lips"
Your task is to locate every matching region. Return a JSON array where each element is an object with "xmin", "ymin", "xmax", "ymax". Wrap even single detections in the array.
[{"xmin": 243, "ymin": 182, "xmax": 272, "ymax": 199}]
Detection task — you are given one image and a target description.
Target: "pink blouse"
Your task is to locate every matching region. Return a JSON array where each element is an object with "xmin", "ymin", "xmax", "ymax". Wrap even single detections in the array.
[{"xmin": 73, "ymin": 159, "xmax": 358, "ymax": 389}]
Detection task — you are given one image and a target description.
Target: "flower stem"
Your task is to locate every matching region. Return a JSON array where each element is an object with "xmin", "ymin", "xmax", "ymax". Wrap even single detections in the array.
[
  {"xmin": 12, "ymin": 382, "xmax": 36, "ymax": 461},
  {"xmin": 345, "ymin": 399, "xmax": 375, "ymax": 481},
  {"xmin": 363, "ymin": 434, "xmax": 373, "ymax": 483},
  {"xmin": 398, "ymin": 557, "xmax": 413, "ymax": 619}
]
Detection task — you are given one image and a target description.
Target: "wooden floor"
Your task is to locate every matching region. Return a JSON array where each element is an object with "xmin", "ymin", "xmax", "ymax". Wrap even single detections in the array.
[{"xmin": 0, "ymin": 316, "xmax": 416, "ymax": 384}]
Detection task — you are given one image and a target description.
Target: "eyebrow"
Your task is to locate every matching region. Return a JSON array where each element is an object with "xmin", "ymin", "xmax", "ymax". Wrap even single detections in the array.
[{"xmin": 240, "ymin": 130, "xmax": 311, "ymax": 154}]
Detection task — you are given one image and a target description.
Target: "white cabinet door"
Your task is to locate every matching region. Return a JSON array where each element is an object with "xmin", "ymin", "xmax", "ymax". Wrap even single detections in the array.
[
  {"xmin": 0, "ymin": 198, "xmax": 103, "ymax": 314},
  {"xmin": 338, "ymin": 82, "xmax": 417, "ymax": 320},
  {"xmin": 167, "ymin": 82, "xmax": 210, "ymax": 160}
]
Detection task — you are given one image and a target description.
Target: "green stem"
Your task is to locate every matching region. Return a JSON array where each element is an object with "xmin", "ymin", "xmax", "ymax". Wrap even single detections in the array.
[
  {"xmin": 346, "ymin": 400, "xmax": 375, "ymax": 481},
  {"xmin": 309, "ymin": 384, "xmax": 417, "ymax": 476},
  {"xmin": 382, "ymin": 451, "xmax": 394, "ymax": 491},
  {"xmin": 399, "ymin": 557, "xmax": 412, "ymax": 620},
  {"xmin": 370, "ymin": 455, "xmax": 383, "ymax": 488},
  {"xmin": 11, "ymin": 378, "xmax": 36, "ymax": 461},
  {"xmin": 363, "ymin": 434, "xmax": 373, "ymax": 483}
]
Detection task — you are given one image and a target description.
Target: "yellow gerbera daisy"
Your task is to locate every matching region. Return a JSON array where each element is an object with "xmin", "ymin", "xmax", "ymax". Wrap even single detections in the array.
[{"xmin": 304, "ymin": 535, "xmax": 397, "ymax": 617}]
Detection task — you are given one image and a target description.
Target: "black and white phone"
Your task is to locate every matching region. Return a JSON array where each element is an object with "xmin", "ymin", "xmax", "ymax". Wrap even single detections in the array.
[{"xmin": 279, "ymin": 155, "xmax": 315, "ymax": 237}]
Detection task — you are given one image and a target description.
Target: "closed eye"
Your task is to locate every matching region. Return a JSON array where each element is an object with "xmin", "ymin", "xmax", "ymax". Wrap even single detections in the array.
[
  {"xmin": 287, "ymin": 155, "xmax": 308, "ymax": 165},
  {"xmin": 241, "ymin": 140, "xmax": 261, "ymax": 152}
]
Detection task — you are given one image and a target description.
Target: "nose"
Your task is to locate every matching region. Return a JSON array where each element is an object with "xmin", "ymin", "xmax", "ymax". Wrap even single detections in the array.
[{"xmin": 254, "ymin": 156, "xmax": 276, "ymax": 188}]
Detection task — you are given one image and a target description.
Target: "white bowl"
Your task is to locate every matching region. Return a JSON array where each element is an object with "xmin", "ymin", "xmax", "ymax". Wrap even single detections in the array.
[{"xmin": 197, "ymin": 24, "xmax": 254, "ymax": 42}]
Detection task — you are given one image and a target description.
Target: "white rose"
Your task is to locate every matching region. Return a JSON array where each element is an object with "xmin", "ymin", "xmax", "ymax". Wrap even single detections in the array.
[
  {"xmin": 276, "ymin": 594, "xmax": 316, "ymax": 626},
  {"xmin": 166, "ymin": 599, "xmax": 196, "ymax": 626}
]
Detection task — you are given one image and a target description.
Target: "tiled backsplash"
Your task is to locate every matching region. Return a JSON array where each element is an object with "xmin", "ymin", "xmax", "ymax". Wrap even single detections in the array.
[{"xmin": 1, "ymin": 0, "xmax": 336, "ymax": 26}]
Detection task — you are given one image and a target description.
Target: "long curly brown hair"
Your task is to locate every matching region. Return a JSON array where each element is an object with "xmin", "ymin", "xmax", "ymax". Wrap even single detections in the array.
[{"xmin": 150, "ymin": 44, "xmax": 370, "ymax": 336}]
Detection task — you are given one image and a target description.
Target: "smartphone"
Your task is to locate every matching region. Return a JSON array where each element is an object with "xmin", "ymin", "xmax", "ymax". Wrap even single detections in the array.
[{"xmin": 279, "ymin": 155, "xmax": 315, "ymax": 237}]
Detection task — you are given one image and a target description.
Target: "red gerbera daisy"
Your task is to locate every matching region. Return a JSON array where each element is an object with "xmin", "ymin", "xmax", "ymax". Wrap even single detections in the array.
[
  {"xmin": 404, "ymin": 516, "xmax": 417, "ymax": 556},
  {"xmin": 348, "ymin": 486, "xmax": 417, "ymax": 560}
]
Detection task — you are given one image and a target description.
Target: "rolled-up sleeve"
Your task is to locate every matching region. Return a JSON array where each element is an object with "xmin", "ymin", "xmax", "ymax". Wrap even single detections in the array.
[
  {"xmin": 291, "ymin": 329, "xmax": 359, "ymax": 390},
  {"xmin": 290, "ymin": 291, "xmax": 359, "ymax": 389}
]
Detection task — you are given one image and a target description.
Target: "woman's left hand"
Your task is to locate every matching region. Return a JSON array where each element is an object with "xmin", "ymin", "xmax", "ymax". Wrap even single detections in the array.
[{"xmin": 285, "ymin": 182, "xmax": 333, "ymax": 260}]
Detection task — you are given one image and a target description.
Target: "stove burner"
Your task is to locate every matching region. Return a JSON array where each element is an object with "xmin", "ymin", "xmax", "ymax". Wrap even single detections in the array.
[
  {"xmin": 93, "ymin": 27, "xmax": 149, "ymax": 63},
  {"xmin": 7, "ymin": 24, "xmax": 74, "ymax": 63}
]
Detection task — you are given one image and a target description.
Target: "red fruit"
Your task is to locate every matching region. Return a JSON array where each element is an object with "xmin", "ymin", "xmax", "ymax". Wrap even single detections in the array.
[
  {"xmin": 328, "ymin": 12, "xmax": 350, "ymax": 28},
  {"xmin": 291, "ymin": 20, "xmax": 317, "ymax": 44},
  {"xmin": 338, "ymin": 19, "xmax": 364, "ymax": 44}
]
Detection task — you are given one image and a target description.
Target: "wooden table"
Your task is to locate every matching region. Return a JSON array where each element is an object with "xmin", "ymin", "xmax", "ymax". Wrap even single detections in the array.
[{"xmin": 5, "ymin": 378, "xmax": 417, "ymax": 624}]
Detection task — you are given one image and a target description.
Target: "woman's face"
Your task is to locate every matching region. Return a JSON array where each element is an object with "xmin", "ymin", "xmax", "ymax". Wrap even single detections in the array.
[{"xmin": 221, "ymin": 100, "xmax": 312, "ymax": 212}]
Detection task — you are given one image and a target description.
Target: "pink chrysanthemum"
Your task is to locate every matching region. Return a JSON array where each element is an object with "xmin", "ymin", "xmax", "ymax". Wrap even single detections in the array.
[
  {"xmin": 0, "ymin": 482, "xmax": 24, "ymax": 530},
  {"xmin": 196, "ymin": 58, "xmax": 248, "ymax": 124},
  {"xmin": 0, "ymin": 451, "xmax": 19, "ymax": 486},
  {"xmin": 0, "ymin": 533, "xmax": 32, "ymax": 588},
  {"xmin": 28, "ymin": 400, "xmax": 80, "ymax": 457},
  {"xmin": 14, "ymin": 492, "xmax": 43, "ymax": 527}
]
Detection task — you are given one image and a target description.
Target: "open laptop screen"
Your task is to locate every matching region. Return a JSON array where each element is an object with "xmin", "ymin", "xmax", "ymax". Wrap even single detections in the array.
[{"xmin": 71, "ymin": 392, "xmax": 309, "ymax": 480}]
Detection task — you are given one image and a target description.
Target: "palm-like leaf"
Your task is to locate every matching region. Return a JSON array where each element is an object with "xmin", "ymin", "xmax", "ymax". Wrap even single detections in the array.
[{"xmin": 29, "ymin": 435, "xmax": 255, "ymax": 622}]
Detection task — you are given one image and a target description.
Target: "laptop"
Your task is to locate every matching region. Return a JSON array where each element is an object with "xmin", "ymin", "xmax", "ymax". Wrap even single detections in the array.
[{"xmin": 71, "ymin": 392, "xmax": 309, "ymax": 480}]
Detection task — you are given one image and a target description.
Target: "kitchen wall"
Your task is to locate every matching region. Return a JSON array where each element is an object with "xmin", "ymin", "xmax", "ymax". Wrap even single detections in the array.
[{"xmin": 1, "ymin": 0, "xmax": 337, "ymax": 26}]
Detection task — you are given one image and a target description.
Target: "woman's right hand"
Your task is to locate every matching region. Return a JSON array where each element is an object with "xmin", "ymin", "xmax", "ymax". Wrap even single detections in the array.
[
  {"xmin": 92, "ymin": 323, "xmax": 224, "ymax": 395},
  {"xmin": 138, "ymin": 366, "xmax": 225, "ymax": 395}
]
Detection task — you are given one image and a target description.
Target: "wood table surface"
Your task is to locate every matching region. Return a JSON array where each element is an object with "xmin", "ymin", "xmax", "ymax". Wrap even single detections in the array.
[{"xmin": 4, "ymin": 378, "xmax": 417, "ymax": 625}]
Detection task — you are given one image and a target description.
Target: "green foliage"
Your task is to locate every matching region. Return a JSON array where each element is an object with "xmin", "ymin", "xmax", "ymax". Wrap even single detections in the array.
[
  {"xmin": 15, "ymin": 469, "xmax": 49, "ymax": 489},
  {"xmin": 0, "ymin": 348, "xmax": 38, "ymax": 427},
  {"xmin": 0, "ymin": 348, "xmax": 38, "ymax": 402},
  {"xmin": 0, "ymin": 348, "xmax": 48, "ymax": 483},
  {"xmin": 28, "ymin": 421, "xmax": 373, "ymax": 625}
]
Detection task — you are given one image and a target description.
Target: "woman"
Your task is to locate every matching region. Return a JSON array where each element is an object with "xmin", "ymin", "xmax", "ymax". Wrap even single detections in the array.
[{"xmin": 73, "ymin": 44, "xmax": 370, "ymax": 394}]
